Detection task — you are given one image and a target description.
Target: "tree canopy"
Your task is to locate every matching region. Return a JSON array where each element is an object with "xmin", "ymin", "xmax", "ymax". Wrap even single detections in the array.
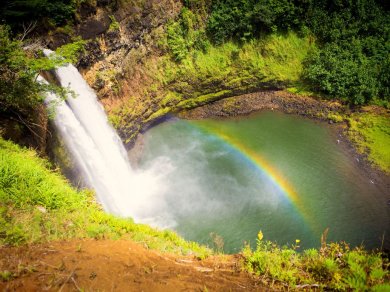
[{"xmin": 189, "ymin": 0, "xmax": 390, "ymax": 105}]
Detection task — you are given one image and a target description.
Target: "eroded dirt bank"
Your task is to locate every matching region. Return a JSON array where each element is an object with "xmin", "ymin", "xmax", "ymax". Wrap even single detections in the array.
[{"xmin": 0, "ymin": 239, "xmax": 261, "ymax": 291}]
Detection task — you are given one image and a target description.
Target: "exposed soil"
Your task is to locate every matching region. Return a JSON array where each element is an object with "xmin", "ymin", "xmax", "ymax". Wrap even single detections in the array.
[
  {"xmin": 178, "ymin": 90, "xmax": 344, "ymax": 120},
  {"xmin": 0, "ymin": 239, "xmax": 262, "ymax": 291}
]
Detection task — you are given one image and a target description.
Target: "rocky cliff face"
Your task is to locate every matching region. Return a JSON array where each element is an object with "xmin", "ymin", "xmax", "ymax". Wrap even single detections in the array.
[
  {"xmin": 43, "ymin": 1, "xmax": 319, "ymax": 149},
  {"xmin": 46, "ymin": 0, "xmax": 182, "ymax": 147},
  {"xmin": 48, "ymin": 0, "xmax": 181, "ymax": 98},
  {"xmin": 44, "ymin": 1, "xmax": 308, "ymax": 148}
]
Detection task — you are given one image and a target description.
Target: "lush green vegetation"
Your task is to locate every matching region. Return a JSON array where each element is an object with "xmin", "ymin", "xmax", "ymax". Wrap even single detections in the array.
[
  {"xmin": 163, "ymin": 31, "xmax": 311, "ymax": 101},
  {"xmin": 243, "ymin": 231, "xmax": 389, "ymax": 290},
  {"xmin": 111, "ymin": 31, "xmax": 314, "ymax": 143},
  {"xmin": 347, "ymin": 111, "xmax": 390, "ymax": 173},
  {"xmin": 0, "ymin": 137, "xmax": 210, "ymax": 257},
  {"xmin": 166, "ymin": 0, "xmax": 389, "ymax": 106},
  {"xmin": 0, "ymin": 25, "xmax": 84, "ymax": 113}
]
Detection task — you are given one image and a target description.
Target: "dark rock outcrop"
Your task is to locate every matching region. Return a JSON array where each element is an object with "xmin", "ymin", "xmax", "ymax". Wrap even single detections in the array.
[
  {"xmin": 78, "ymin": 2, "xmax": 97, "ymax": 19},
  {"xmin": 78, "ymin": 40, "xmax": 104, "ymax": 68},
  {"xmin": 48, "ymin": 32, "xmax": 72, "ymax": 50},
  {"xmin": 78, "ymin": 18, "xmax": 110, "ymax": 40}
]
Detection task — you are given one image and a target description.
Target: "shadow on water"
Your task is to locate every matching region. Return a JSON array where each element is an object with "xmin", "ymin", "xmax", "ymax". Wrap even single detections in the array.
[{"xmin": 140, "ymin": 114, "xmax": 179, "ymax": 135}]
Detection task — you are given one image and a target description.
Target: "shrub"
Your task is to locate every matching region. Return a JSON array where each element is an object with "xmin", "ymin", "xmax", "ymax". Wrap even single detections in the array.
[
  {"xmin": 303, "ymin": 42, "xmax": 380, "ymax": 104},
  {"xmin": 206, "ymin": 0, "xmax": 309, "ymax": 44}
]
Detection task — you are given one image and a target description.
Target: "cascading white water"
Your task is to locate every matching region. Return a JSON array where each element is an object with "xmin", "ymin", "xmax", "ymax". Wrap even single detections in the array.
[
  {"xmin": 40, "ymin": 50, "xmax": 174, "ymax": 226},
  {"xmin": 39, "ymin": 51, "xmax": 390, "ymax": 252},
  {"xmin": 38, "ymin": 75, "xmax": 122, "ymax": 213}
]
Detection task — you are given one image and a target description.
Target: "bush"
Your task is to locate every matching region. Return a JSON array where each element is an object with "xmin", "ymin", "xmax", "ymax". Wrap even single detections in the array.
[
  {"xmin": 206, "ymin": 0, "xmax": 309, "ymax": 44},
  {"xmin": 303, "ymin": 42, "xmax": 380, "ymax": 104},
  {"xmin": 166, "ymin": 21, "xmax": 189, "ymax": 61},
  {"xmin": 166, "ymin": 7, "xmax": 209, "ymax": 61}
]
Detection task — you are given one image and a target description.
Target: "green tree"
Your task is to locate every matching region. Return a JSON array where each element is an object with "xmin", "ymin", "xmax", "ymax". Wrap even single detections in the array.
[
  {"xmin": 304, "ymin": 0, "xmax": 389, "ymax": 104},
  {"xmin": 0, "ymin": 25, "xmax": 84, "ymax": 112},
  {"xmin": 303, "ymin": 42, "xmax": 380, "ymax": 104},
  {"xmin": 206, "ymin": 0, "xmax": 309, "ymax": 44}
]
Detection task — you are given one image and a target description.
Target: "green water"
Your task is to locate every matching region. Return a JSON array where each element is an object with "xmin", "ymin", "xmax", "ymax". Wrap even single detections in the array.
[{"xmin": 138, "ymin": 111, "xmax": 390, "ymax": 253}]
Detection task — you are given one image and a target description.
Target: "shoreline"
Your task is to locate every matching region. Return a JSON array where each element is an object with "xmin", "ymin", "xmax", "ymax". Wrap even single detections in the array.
[
  {"xmin": 179, "ymin": 90, "xmax": 389, "ymax": 184},
  {"xmin": 130, "ymin": 90, "xmax": 389, "ymax": 190},
  {"xmin": 128, "ymin": 92, "xmax": 390, "ymax": 250},
  {"xmin": 177, "ymin": 90, "xmax": 344, "ymax": 121}
]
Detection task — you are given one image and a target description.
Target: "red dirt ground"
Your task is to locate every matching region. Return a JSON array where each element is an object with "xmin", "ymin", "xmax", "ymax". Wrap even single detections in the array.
[{"xmin": 0, "ymin": 239, "xmax": 263, "ymax": 291}]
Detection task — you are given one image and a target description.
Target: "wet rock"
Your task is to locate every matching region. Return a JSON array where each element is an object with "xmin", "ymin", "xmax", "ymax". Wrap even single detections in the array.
[
  {"xmin": 77, "ymin": 40, "xmax": 103, "ymax": 69},
  {"xmin": 48, "ymin": 32, "xmax": 72, "ymax": 50},
  {"xmin": 78, "ymin": 2, "xmax": 97, "ymax": 19},
  {"xmin": 97, "ymin": 0, "xmax": 114, "ymax": 8},
  {"xmin": 78, "ymin": 19, "xmax": 109, "ymax": 40}
]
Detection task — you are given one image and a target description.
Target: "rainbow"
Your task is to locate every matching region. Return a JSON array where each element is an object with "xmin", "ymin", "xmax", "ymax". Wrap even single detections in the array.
[{"xmin": 193, "ymin": 122, "xmax": 320, "ymax": 235}]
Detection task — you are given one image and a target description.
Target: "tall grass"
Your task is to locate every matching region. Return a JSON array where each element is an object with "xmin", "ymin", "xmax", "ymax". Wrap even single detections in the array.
[{"xmin": 0, "ymin": 138, "xmax": 210, "ymax": 257}]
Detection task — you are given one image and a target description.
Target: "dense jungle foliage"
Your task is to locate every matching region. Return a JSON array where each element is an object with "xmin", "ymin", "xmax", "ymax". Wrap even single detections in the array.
[
  {"xmin": 173, "ymin": 0, "xmax": 390, "ymax": 105},
  {"xmin": 0, "ymin": 0, "xmax": 389, "ymax": 110},
  {"xmin": 0, "ymin": 1, "xmax": 389, "ymax": 289}
]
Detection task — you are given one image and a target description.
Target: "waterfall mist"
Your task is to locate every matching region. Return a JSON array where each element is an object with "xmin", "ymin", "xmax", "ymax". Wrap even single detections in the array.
[
  {"xmin": 41, "ymin": 52, "xmax": 389, "ymax": 252},
  {"xmin": 41, "ymin": 51, "xmax": 171, "ymax": 224},
  {"xmin": 136, "ymin": 114, "xmax": 390, "ymax": 252}
]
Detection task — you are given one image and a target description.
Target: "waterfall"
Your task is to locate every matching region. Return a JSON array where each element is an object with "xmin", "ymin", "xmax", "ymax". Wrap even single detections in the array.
[{"xmin": 40, "ymin": 50, "xmax": 173, "ymax": 225}]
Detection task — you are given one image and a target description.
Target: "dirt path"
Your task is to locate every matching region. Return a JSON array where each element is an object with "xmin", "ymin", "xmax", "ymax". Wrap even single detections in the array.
[{"xmin": 0, "ymin": 239, "xmax": 262, "ymax": 291}]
